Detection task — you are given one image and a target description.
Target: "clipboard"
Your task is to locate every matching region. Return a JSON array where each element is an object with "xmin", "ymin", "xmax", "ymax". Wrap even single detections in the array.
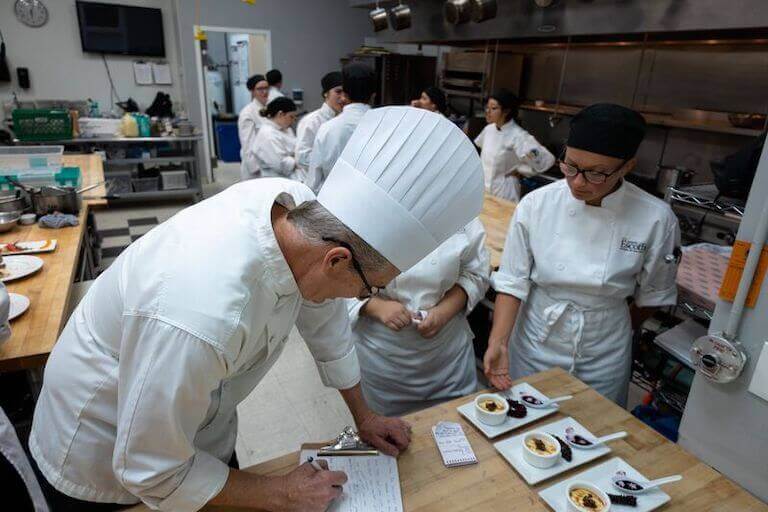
[{"xmin": 299, "ymin": 442, "xmax": 404, "ymax": 512}]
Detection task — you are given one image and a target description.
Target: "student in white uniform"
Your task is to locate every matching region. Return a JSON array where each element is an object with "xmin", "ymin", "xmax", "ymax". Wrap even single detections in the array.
[
  {"xmin": 238, "ymin": 74, "xmax": 270, "ymax": 180},
  {"xmin": 484, "ymin": 104, "xmax": 681, "ymax": 406},
  {"xmin": 474, "ymin": 89, "xmax": 555, "ymax": 202},
  {"xmin": 251, "ymin": 97, "xmax": 299, "ymax": 180},
  {"xmin": 266, "ymin": 69, "xmax": 285, "ymax": 102},
  {"xmin": 306, "ymin": 63, "xmax": 376, "ymax": 193},
  {"xmin": 29, "ymin": 107, "xmax": 485, "ymax": 512},
  {"xmin": 295, "ymin": 72, "xmax": 345, "ymax": 184},
  {"xmin": 0, "ymin": 283, "xmax": 50, "ymax": 512},
  {"xmin": 349, "ymin": 219, "xmax": 490, "ymax": 416},
  {"xmin": 410, "ymin": 86, "xmax": 447, "ymax": 115}
]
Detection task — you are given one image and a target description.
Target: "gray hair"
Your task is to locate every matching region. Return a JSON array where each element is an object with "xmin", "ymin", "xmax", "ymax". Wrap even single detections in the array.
[{"xmin": 287, "ymin": 200, "xmax": 392, "ymax": 272}]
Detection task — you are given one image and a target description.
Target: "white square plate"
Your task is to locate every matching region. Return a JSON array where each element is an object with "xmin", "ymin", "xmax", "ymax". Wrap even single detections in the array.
[
  {"xmin": 538, "ymin": 457, "xmax": 671, "ymax": 511},
  {"xmin": 457, "ymin": 382, "xmax": 559, "ymax": 439},
  {"xmin": 494, "ymin": 416, "xmax": 611, "ymax": 485}
]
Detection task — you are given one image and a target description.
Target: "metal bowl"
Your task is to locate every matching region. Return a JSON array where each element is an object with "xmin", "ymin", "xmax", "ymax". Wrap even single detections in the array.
[{"xmin": 0, "ymin": 211, "xmax": 21, "ymax": 233}]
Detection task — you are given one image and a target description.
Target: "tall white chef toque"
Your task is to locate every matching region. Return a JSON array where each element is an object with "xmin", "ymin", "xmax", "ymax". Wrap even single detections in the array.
[{"xmin": 317, "ymin": 106, "xmax": 484, "ymax": 271}]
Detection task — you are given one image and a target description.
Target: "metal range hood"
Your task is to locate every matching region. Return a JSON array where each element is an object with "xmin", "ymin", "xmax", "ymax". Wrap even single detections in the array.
[{"xmin": 350, "ymin": 0, "xmax": 768, "ymax": 43}]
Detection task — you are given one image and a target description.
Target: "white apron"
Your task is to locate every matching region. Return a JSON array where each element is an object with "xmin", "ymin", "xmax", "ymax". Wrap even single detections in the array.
[
  {"xmin": 510, "ymin": 285, "xmax": 632, "ymax": 406},
  {"xmin": 355, "ymin": 314, "xmax": 477, "ymax": 417}
]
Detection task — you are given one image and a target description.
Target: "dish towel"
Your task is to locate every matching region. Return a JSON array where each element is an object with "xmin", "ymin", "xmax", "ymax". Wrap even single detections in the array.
[{"xmin": 38, "ymin": 213, "xmax": 79, "ymax": 229}]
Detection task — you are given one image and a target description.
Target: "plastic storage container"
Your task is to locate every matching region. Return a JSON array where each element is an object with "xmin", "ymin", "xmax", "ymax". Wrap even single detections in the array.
[
  {"xmin": 160, "ymin": 170, "xmax": 188, "ymax": 190},
  {"xmin": 12, "ymin": 109, "xmax": 72, "ymax": 141},
  {"xmin": 0, "ymin": 167, "xmax": 81, "ymax": 193},
  {"xmin": 0, "ymin": 146, "xmax": 64, "ymax": 175}
]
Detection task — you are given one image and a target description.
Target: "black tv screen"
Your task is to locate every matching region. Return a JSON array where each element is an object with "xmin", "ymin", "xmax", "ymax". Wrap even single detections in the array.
[{"xmin": 76, "ymin": 1, "xmax": 165, "ymax": 57}]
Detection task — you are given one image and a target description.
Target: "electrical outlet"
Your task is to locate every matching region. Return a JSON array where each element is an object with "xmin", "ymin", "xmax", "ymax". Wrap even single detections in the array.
[{"xmin": 748, "ymin": 342, "xmax": 768, "ymax": 402}]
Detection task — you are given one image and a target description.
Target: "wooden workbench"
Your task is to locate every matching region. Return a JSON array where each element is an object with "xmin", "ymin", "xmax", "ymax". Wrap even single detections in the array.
[
  {"xmin": 0, "ymin": 154, "xmax": 106, "ymax": 372},
  {"xmin": 126, "ymin": 368, "xmax": 766, "ymax": 512},
  {"xmin": 479, "ymin": 193, "xmax": 516, "ymax": 269}
]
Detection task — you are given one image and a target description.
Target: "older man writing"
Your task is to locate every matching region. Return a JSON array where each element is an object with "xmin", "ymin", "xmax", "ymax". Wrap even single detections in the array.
[{"xmin": 29, "ymin": 107, "xmax": 484, "ymax": 512}]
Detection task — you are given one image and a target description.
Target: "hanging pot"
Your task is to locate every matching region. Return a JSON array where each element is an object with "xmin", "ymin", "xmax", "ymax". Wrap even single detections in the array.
[
  {"xmin": 445, "ymin": 0, "xmax": 472, "ymax": 25},
  {"xmin": 389, "ymin": 3, "xmax": 412, "ymax": 31},
  {"xmin": 471, "ymin": 0, "xmax": 497, "ymax": 23},
  {"xmin": 369, "ymin": 6, "xmax": 389, "ymax": 32}
]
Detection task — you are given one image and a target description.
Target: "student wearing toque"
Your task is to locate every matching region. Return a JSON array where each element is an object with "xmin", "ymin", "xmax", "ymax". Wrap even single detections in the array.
[{"xmin": 484, "ymin": 103, "xmax": 681, "ymax": 406}]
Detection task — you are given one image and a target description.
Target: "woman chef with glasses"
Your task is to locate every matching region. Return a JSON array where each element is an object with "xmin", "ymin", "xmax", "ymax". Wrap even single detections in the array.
[{"xmin": 483, "ymin": 103, "xmax": 681, "ymax": 406}]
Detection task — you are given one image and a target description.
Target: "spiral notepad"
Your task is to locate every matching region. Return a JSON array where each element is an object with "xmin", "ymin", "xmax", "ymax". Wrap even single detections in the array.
[{"xmin": 432, "ymin": 421, "xmax": 477, "ymax": 467}]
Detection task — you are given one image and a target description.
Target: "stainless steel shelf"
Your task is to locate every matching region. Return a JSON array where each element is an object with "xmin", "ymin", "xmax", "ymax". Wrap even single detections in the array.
[
  {"xmin": 14, "ymin": 135, "xmax": 202, "ymax": 144},
  {"xmin": 107, "ymin": 188, "xmax": 200, "ymax": 202},
  {"xmin": 668, "ymin": 185, "xmax": 745, "ymax": 218},
  {"xmin": 106, "ymin": 156, "xmax": 196, "ymax": 165}
]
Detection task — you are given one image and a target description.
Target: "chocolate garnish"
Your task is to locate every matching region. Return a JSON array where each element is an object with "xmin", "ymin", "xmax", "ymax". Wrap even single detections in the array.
[
  {"xmin": 506, "ymin": 399, "xmax": 528, "ymax": 418},
  {"xmin": 607, "ymin": 493, "xmax": 638, "ymax": 507},
  {"xmin": 551, "ymin": 434, "xmax": 572, "ymax": 462},
  {"xmin": 583, "ymin": 495, "xmax": 599, "ymax": 509}
]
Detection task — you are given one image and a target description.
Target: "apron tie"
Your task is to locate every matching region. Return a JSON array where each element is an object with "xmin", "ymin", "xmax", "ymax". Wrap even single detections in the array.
[{"xmin": 539, "ymin": 300, "xmax": 586, "ymax": 374}]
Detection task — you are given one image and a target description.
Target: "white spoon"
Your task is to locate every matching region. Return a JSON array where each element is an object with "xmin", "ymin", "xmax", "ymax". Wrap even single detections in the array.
[
  {"xmin": 565, "ymin": 427, "xmax": 627, "ymax": 449},
  {"xmin": 519, "ymin": 393, "xmax": 573, "ymax": 409},
  {"xmin": 611, "ymin": 471, "xmax": 683, "ymax": 495}
]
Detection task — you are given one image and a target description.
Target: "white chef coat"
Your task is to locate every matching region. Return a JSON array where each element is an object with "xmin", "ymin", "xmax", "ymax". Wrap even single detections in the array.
[
  {"xmin": 251, "ymin": 119, "xmax": 298, "ymax": 180},
  {"xmin": 295, "ymin": 102, "xmax": 337, "ymax": 184},
  {"xmin": 474, "ymin": 120, "xmax": 554, "ymax": 202},
  {"xmin": 492, "ymin": 179, "xmax": 680, "ymax": 404},
  {"xmin": 268, "ymin": 86, "xmax": 284, "ymax": 102},
  {"xmin": 238, "ymin": 98, "xmax": 267, "ymax": 180},
  {"xmin": 348, "ymin": 219, "xmax": 490, "ymax": 416},
  {"xmin": 29, "ymin": 179, "xmax": 360, "ymax": 511},
  {"xmin": 0, "ymin": 283, "xmax": 48, "ymax": 512},
  {"xmin": 306, "ymin": 103, "xmax": 371, "ymax": 193}
]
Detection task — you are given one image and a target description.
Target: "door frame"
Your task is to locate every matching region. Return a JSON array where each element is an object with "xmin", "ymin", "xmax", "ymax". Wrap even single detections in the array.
[{"xmin": 193, "ymin": 25, "xmax": 273, "ymax": 182}]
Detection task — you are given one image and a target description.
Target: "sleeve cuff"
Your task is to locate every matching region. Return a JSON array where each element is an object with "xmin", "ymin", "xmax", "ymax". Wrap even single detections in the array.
[
  {"xmin": 156, "ymin": 451, "xmax": 229, "ymax": 512},
  {"xmin": 456, "ymin": 276, "xmax": 486, "ymax": 312},
  {"xmin": 315, "ymin": 347, "xmax": 361, "ymax": 389},
  {"xmin": 634, "ymin": 286, "xmax": 678, "ymax": 308},
  {"xmin": 490, "ymin": 271, "xmax": 530, "ymax": 301},
  {"xmin": 346, "ymin": 298, "xmax": 369, "ymax": 329}
]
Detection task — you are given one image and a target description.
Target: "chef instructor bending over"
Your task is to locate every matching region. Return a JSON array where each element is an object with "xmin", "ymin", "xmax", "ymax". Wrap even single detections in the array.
[
  {"xmin": 484, "ymin": 104, "xmax": 680, "ymax": 406},
  {"xmin": 29, "ymin": 107, "xmax": 484, "ymax": 512}
]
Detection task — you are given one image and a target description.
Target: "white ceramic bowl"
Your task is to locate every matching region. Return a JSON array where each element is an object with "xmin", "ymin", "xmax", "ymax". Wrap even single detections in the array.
[
  {"xmin": 566, "ymin": 481, "xmax": 611, "ymax": 512},
  {"xmin": 474, "ymin": 393, "xmax": 509, "ymax": 425},
  {"xmin": 522, "ymin": 431, "xmax": 561, "ymax": 468}
]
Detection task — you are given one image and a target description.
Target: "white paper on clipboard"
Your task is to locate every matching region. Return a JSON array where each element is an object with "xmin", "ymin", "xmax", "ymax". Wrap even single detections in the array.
[
  {"xmin": 300, "ymin": 449, "xmax": 403, "ymax": 512},
  {"xmin": 133, "ymin": 61, "xmax": 153, "ymax": 85},
  {"xmin": 151, "ymin": 62, "xmax": 172, "ymax": 85}
]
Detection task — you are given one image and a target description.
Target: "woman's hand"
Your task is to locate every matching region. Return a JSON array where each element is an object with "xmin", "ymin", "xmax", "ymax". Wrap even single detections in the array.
[
  {"xmin": 483, "ymin": 341, "xmax": 513, "ymax": 390},
  {"xmin": 416, "ymin": 306, "xmax": 451, "ymax": 339},
  {"xmin": 363, "ymin": 297, "xmax": 412, "ymax": 331}
]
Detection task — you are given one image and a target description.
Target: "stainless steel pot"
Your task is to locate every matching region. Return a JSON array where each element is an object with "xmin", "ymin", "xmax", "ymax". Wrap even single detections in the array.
[
  {"xmin": 471, "ymin": 0, "xmax": 497, "ymax": 22},
  {"xmin": 369, "ymin": 6, "xmax": 389, "ymax": 32},
  {"xmin": 32, "ymin": 186, "xmax": 81, "ymax": 216},
  {"xmin": 389, "ymin": 3, "xmax": 412, "ymax": 31},
  {"xmin": 445, "ymin": 0, "xmax": 471, "ymax": 25},
  {"xmin": 0, "ymin": 192, "xmax": 28, "ymax": 213}
]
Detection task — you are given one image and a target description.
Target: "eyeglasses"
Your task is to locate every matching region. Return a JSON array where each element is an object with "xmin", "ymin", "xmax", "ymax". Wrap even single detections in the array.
[
  {"xmin": 254, "ymin": 86, "xmax": 269, "ymax": 92},
  {"xmin": 322, "ymin": 237, "xmax": 380, "ymax": 299},
  {"xmin": 557, "ymin": 155, "xmax": 626, "ymax": 184}
]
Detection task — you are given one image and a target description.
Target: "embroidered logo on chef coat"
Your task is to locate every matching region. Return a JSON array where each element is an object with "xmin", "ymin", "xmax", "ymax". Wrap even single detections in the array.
[{"xmin": 619, "ymin": 238, "xmax": 648, "ymax": 253}]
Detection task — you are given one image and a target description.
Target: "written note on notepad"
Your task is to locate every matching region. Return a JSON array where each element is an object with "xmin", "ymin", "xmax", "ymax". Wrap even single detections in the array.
[{"xmin": 299, "ymin": 450, "xmax": 403, "ymax": 512}]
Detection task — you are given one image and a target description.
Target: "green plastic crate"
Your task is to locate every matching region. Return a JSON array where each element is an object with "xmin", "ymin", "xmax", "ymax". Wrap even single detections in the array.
[{"xmin": 12, "ymin": 109, "xmax": 72, "ymax": 142}]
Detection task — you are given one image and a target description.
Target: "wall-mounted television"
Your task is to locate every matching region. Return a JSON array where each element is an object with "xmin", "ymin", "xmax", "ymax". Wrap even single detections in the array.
[{"xmin": 76, "ymin": 1, "xmax": 165, "ymax": 57}]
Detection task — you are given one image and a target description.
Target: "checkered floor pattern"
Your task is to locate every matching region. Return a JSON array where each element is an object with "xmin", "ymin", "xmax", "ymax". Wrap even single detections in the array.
[{"xmin": 98, "ymin": 216, "xmax": 160, "ymax": 269}]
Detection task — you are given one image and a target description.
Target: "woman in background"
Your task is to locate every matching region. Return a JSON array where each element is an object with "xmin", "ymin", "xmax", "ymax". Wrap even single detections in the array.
[
  {"xmin": 474, "ymin": 89, "xmax": 554, "ymax": 202},
  {"xmin": 348, "ymin": 219, "xmax": 490, "ymax": 416},
  {"xmin": 250, "ymin": 97, "xmax": 299, "ymax": 180},
  {"xmin": 410, "ymin": 86, "xmax": 447, "ymax": 116}
]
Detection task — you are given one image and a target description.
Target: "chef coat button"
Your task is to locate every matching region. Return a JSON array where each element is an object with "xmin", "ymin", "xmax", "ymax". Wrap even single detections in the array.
[
  {"xmin": 431, "ymin": 259, "xmax": 437, "ymax": 265},
  {"xmin": 568, "ymin": 209, "xmax": 575, "ymax": 216},
  {"xmin": 556, "ymin": 263, "xmax": 565, "ymax": 271}
]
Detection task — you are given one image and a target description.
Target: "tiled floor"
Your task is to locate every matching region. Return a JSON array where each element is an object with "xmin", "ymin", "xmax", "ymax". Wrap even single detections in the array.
[{"xmin": 91, "ymin": 161, "xmax": 352, "ymax": 468}]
